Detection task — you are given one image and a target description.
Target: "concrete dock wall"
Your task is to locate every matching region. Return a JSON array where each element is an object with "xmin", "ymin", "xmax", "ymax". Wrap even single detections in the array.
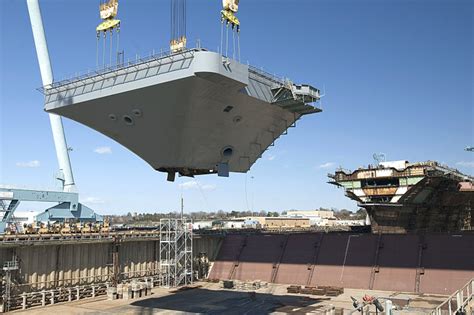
[
  {"xmin": 0, "ymin": 234, "xmax": 223, "ymax": 294},
  {"xmin": 0, "ymin": 240, "xmax": 159, "ymax": 291}
]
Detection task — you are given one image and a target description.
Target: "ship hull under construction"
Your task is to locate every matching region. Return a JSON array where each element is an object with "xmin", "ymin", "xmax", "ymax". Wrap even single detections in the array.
[
  {"xmin": 364, "ymin": 176, "xmax": 473, "ymax": 233},
  {"xmin": 40, "ymin": 49, "xmax": 321, "ymax": 180},
  {"xmin": 330, "ymin": 161, "xmax": 474, "ymax": 233}
]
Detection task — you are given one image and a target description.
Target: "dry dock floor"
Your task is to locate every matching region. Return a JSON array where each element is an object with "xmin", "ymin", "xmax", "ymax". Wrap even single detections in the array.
[{"xmin": 12, "ymin": 282, "xmax": 448, "ymax": 314}]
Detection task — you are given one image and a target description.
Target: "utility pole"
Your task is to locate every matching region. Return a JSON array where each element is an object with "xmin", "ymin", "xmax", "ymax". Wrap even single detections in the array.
[{"xmin": 181, "ymin": 196, "xmax": 184, "ymax": 220}]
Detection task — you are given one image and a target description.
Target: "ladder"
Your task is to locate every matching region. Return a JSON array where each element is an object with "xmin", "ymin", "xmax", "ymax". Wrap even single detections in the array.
[{"xmin": 270, "ymin": 234, "xmax": 289, "ymax": 283}]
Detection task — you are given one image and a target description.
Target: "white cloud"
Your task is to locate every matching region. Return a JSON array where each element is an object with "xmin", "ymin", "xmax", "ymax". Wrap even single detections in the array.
[
  {"xmin": 201, "ymin": 184, "xmax": 217, "ymax": 191},
  {"xmin": 318, "ymin": 162, "xmax": 335, "ymax": 169},
  {"xmin": 267, "ymin": 154, "xmax": 276, "ymax": 161},
  {"xmin": 16, "ymin": 160, "xmax": 40, "ymax": 168},
  {"xmin": 456, "ymin": 161, "xmax": 474, "ymax": 168},
  {"xmin": 94, "ymin": 146, "xmax": 112, "ymax": 154},
  {"xmin": 179, "ymin": 181, "xmax": 216, "ymax": 191},
  {"xmin": 82, "ymin": 197, "xmax": 106, "ymax": 205},
  {"xmin": 179, "ymin": 181, "xmax": 198, "ymax": 189}
]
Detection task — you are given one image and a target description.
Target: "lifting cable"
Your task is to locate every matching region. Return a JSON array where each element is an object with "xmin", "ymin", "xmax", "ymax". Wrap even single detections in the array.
[{"xmin": 109, "ymin": 30, "xmax": 113, "ymax": 66}]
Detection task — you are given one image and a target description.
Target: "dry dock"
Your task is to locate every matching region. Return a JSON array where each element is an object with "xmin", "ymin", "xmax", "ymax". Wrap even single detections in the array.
[{"xmin": 8, "ymin": 282, "xmax": 463, "ymax": 314}]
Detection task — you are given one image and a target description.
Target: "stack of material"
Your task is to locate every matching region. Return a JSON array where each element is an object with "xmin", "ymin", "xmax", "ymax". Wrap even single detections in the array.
[
  {"xmin": 287, "ymin": 285, "xmax": 301, "ymax": 294},
  {"xmin": 311, "ymin": 287, "xmax": 326, "ymax": 295},
  {"xmin": 286, "ymin": 285, "xmax": 344, "ymax": 297},
  {"xmin": 300, "ymin": 286, "xmax": 314, "ymax": 294},
  {"xmin": 231, "ymin": 280, "xmax": 267, "ymax": 291},
  {"xmin": 112, "ymin": 280, "xmax": 152, "ymax": 300},
  {"xmin": 106, "ymin": 286, "xmax": 117, "ymax": 300},
  {"xmin": 116, "ymin": 283, "xmax": 131, "ymax": 300}
]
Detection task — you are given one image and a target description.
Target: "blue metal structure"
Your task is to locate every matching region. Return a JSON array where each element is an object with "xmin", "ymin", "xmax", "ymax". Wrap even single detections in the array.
[{"xmin": 0, "ymin": 187, "xmax": 102, "ymax": 233}]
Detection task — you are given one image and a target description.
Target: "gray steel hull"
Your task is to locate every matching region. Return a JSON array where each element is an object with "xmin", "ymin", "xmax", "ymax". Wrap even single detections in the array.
[{"xmin": 43, "ymin": 50, "xmax": 320, "ymax": 178}]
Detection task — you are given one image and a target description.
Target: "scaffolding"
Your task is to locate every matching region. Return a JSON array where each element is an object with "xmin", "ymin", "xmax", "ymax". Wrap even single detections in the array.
[
  {"xmin": 2, "ymin": 254, "xmax": 19, "ymax": 312},
  {"xmin": 159, "ymin": 218, "xmax": 193, "ymax": 287}
]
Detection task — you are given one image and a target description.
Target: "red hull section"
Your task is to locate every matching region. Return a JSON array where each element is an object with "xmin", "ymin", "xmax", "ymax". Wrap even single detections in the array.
[{"xmin": 208, "ymin": 232, "xmax": 474, "ymax": 295}]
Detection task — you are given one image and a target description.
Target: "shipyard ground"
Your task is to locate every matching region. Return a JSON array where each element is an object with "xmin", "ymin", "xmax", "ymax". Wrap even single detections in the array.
[{"xmin": 11, "ymin": 282, "xmax": 450, "ymax": 314}]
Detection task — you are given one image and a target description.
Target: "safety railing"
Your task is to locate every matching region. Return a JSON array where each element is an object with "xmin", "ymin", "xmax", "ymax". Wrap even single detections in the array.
[
  {"xmin": 248, "ymin": 65, "xmax": 286, "ymax": 87},
  {"xmin": 39, "ymin": 47, "xmax": 203, "ymax": 94},
  {"xmin": 431, "ymin": 278, "xmax": 474, "ymax": 315}
]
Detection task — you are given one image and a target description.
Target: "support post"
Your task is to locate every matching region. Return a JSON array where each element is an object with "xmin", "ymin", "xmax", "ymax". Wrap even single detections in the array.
[
  {"xmin": 111, "ymin": 237, "xmax": 121, "ymax": 287},
  {"xmin": 21, "ymin": 293, "xmax": 26, "ymax": 310}
]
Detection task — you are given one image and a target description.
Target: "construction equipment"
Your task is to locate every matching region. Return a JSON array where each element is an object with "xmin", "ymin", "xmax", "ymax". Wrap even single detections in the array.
[
  {"xmin": 60, "ymin": 222, "xmax": 71, "ymax": 235},
  {"xmin": 220, "ymin": 0, "xmax": 241, "ymax": 60},
  {"xmin": 170, "ymin": 0, "xmax": 187, "ymax": 52},
  {"xmin": 96, "ymin": 0, "xmax": 121, "ymax": 67},
  {"xmin": 4, "ymin": 0, "xmax": 105, "ymax": 234},
  {"xmin": 38, "ymin": 223, "xmax": 49, "ymax": 234},
  {"xmin": 96, "ymin": 0, "xmax": 120, "ymax": 33},
  {"xmin": 221, "ymin": 0, "xmax": 240, "ymax": 31},
  {"xmin": 100, "ymin": 219, "xmax": 110, "ymax": 233}
]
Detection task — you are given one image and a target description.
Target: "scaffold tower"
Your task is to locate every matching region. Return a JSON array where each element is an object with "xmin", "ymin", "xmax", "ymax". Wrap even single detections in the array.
[{"xmin": 159, "ymin": 218, "xmax": 193, "ymax": 287}]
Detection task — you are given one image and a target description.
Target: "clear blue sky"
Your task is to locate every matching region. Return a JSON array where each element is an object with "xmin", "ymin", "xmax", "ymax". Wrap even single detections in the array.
[{"xmin": 0, "ymin": 0, "xmax": 472, "ymax": 215}]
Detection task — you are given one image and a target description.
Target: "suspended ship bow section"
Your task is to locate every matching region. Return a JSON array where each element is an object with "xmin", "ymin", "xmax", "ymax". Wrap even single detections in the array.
[{"xmin": 40, "ymin": 49, "xmax": 321, "ymax": 181}]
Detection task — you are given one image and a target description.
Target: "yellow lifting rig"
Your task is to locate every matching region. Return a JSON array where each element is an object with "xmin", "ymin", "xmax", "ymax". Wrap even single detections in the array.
[
  {"xmin": 95, "ymin": 0, "xmax": 121, "ymax": 68},
  {"xmin": 96, "ymin": 0, "xmax": 121, "ymax": 34},
  {"xmin": 221, "ymin": 0, "xmax": 240, "ymax": 31},
  {"xmin": 170, "ymin": 0, "xmax": 187, "ymax": 52}
]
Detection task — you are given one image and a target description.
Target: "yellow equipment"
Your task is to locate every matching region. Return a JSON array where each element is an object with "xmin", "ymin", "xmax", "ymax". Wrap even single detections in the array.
[
  {"xmin": 81, "ymin": 222, "xmax": 92, "ymax": 234},
  {"xmin": 96, "ymin": 0, "xmax": 121, "ymax": 34},
  {"xmin": 23, "ymin": 223, "xmax": 37, "ymax": 234},
  {"xmin": 221, "ymin": 0, "xmax": 240, "ymax": 31},
  {"xmin": 170, "ymin": 0, "xmax": 187, "ymax": 52},
  {"xmin": 170, "ymin": 37, "xmax": 187, "ymax": 53},
  {"xmin": 100, "ymin": 219, "xmax": 110, "ymax": 234},
  {"xmin": 38, "ymin": 223, "xmax": 49, "ymax": 234},
  {"xmin": 60, "ymin": 222, "xmax": 71, "ymax": 235}
]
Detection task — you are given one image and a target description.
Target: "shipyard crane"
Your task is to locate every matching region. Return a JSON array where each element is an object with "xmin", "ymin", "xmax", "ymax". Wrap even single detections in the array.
[{"xmin": 0, "ymin": 0, "xmax": 103, "ymax": 233}]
